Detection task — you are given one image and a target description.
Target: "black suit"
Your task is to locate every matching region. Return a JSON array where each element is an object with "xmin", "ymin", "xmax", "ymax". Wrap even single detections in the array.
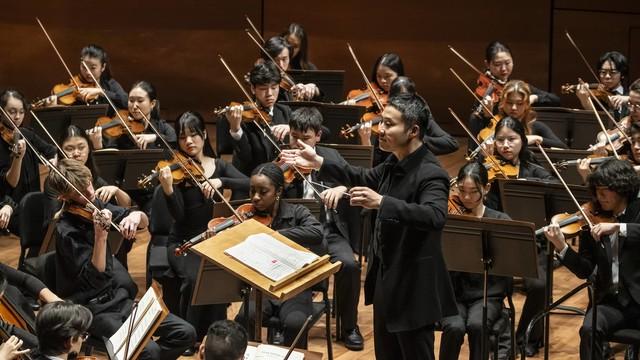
[
  {"xmin": 318, "ymin": 144, "xmax": 457, "ymax": 360},
  {"xmin": 561, "ymin": 198, "xmax": 640, "ymax": 359},
  {"xmin": 231, "ymin": 103, "xmax": 291, "ymax": 176},
  {"xmin": 283, "ymin": 146, "xmax": 362, "ymax": 332}
]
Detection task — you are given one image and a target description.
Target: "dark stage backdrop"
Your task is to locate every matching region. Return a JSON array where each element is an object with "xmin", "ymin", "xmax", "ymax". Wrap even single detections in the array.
[{"xmin": 0, "ymin": 1, "xmax": 639, "ymax": 138}]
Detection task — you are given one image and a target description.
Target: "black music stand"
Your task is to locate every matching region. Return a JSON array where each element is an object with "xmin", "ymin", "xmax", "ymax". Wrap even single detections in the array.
[
  {"xmin": 319, "ymin": 143, "xmax": 374, "ymax": 168},
  {"xmin": 497, "ymin": 179, "xmax": 591, "ymax": 360},
  {"xmin": 533, "ymin": 107, "xmax": 610, "ymax": 149},
  {"xmin": 442, "ymin": 215, "xmax": 538, "ymax": 360},
  {"xmin": 287, "ymin": 69, "xmax": 346, "ymax": 103},
  {"xmin": 530, "ymin": 148, "xmax": 593, "ymax": 185},
  {"xmin": 281, "ymin": 101, "xmax": 366, "ymax": 144},
  {"xmin": 29, "ymin": 104, "xmax": 108, "ymax": 142},
  {"xmin": 92, "ymin": 149, "xmax": 167, "ymax": 191}
]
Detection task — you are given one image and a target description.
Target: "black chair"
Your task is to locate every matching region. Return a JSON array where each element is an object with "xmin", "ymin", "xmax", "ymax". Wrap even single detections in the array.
[{"xmin": 18, "ymin": 192, "xmax": 50, "ymax": 271}]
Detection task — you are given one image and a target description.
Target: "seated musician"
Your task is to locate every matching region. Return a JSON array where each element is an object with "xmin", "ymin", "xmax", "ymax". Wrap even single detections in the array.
[
  {"xmin": 43, "ymin": 44, "xmax": 128, "ymax": 111},
  {"xmin": 47, "ymin": 158, "xmax": 196, "ymax": 359},
  {"xmin": 575, "ymin": 51, "xmax": 629, "ymax": 119},
  {"xmin": 157, "ymin": 111, "xmax": 248, "ymax": 352},
  {"xmin": 0, "ymin": 264, "xmax": 62, "ymax": 350},
  {"xmin": 235, "ymin": 163, "xmax": 323, "ymax": 348},
  {"xmin": 480, "ymin": 117, "xmax": 555, "ymax": 356},
  {"xmin": 471, "ymin": 80, "xmax": 566, "ymax": 152},
  {"xmin": 544, "ymin": 158, "xmax": 640, "ymax": 360},
  {"xmin": 283, "ymin": 107, "xmax": 364, "ymax": 350},
  {"xmin": 0, "ymin": 89, "xmax": 56, "ymax": 236},
  {"xmin": 198, "ymin": 320, "xmax": 248, "ymax": 360},
  {"xmin": 260, "ymin": 36, "xmax": 321, "ymax": 102},
  {"xmin": 225, "ymin": 62, "xmax": 293, "ymax": 176},
  {"xmin": 30, "ymin": 301, "xmax": 92, "ymax": 360},
  {"xmin": 88, "ymin": 80, "xmax": 176, "ymax": 151},
  {"xmin": 281, "ymin": 23, "xmax": 317, "ymax": 71},
  {"xmin": 439, "ymin": 162, "xmax": 512, "ymax": 360}
]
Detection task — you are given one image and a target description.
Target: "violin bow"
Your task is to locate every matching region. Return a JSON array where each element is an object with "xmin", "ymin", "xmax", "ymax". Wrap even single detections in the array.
[
  {"xmin": 0, "ymin": 107, "xmax": 120, "ymax": 231},
  {"xmin": 448, "ymin": 45, "xmax": 487, "ymax": 78},
  {"xmin": 244, "ymin": 29, "xmax": 297, "ymax": 89},
  {"xmin": 80, "ymin": 61, "xmax": 142, "ymax": 149},
  {"xmin": 245, "ymin": 15, "xmax": 265, "ymax": 43},
  {"xmin": 535, "ymin": 143, "xmax": 594, "ymax": 229},
  {"xmin": 29, "ymin": 110, "xmax": 68, "ymax": 158},
  {"xmin": 579, "ymin": 78, "xmax": 633, "ymax": 147},
  {"xmin": 564, "ymin": 31, "xmax": 600, "ymax": 84},
  {"xmin": 447, "ymin": 108, "xmax": 509, "ymax": 179},
  {"xmin": 449, "ymin": 67, "xmax": 496, "ymax": 117},
  {"xmin": 218, "ymin": 55, "xmax": 325, "ymax": 200},
  {"xmin": 585, "ymin": 96, "xmax": 620, "ymax": 159},
  {"xmin": 134, "ymin": 109, "xmax": 245, "ymax": 222},
  {"xmin": 347, "ymin": 43, "xmax": 385, "ymax": 112},
  {"xmin": 35, "ymin": 18, "xmax": 82, "ymax": 92}
]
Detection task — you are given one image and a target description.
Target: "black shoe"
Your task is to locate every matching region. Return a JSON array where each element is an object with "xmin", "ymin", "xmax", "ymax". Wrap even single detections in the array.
[
  {"xmin": 525, "ymin": 341, "xmax": 541, "ymax": 357},
  {"xmin": 271, "ymin": 330, "xmax": 285, "ymax": 346},
  {"xmin": 182, "ymin": 346, "xmax": 196, "ymax": 357},
  {"xmin": 343, "ymin": 327, "xmax": 364, "ymax": 351}
]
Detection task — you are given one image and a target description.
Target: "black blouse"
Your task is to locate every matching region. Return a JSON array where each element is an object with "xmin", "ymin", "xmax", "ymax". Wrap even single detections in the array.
[{"xmin": 103, "ymin": 117, "xmax": 177, "ymax": 150}]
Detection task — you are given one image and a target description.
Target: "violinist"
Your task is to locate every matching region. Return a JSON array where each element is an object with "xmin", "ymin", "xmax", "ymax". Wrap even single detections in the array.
[
  {"xmin": 0, "ymin": 89, "xmax": 56, "ymax": 235},
  {"xmin": 439, "ymin": 162, "xmax": 513, "ymax": 360},
  {"xmin": 28, "ymin": 302, "xmax": 92, "ymax": 360},
  {"xmin": 471, "ymin": 80, "xmax": 566, "ymax": 152},
  {"xmin": 345, "ymin": 52, "xmax": 401, "ymax": 109},
  {"xmin": 281, "ymin": 23, "xmax": 317, "ymax": 71},
  {"xmin": 283, "ymin": 107, "xmax": 364, "ymax": 350},
  {"xmin": 157, "ymin": 111, "xmax": 248, "ymax": 348},
  {"xmin": 47, "ymin": 158, "xmax": 196, "ymax": 359},
  {"xmin": 575, "ymin": 51, "xmax": 629, "ymax": 119},
  {"xmin": 235, "ymin": 163, "xmax": 323, "ymax": 349},
  {"xmin": 88, "ymin": 80, "xmax": 176, "ymax": 150},
  {"xmin": 260, "ymin": 36, "xmax": 321, "ymax": 102},
  {"xmin": 480, "ymin": 117, "xmax": 555, "ymax": 356},
  {"xmin": 543, "ymin": 158, "xmax": 640, "ymax": 360},
  {"xmin": 226, "ymin": 62, "xmax": 292, "ymax": 176},
  {"xmin": 42, "ymin": 44, "xmax": 127, "ymax": 111}
]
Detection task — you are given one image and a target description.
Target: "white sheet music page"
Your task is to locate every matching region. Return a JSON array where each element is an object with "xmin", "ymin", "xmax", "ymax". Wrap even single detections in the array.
[
  {"xmin": 224, "ymin": 232, "xmax": 318, "ymax": 282},
  {"xmin": 243, "ymin": 344, "xmax": 304, "ymax": 360}
]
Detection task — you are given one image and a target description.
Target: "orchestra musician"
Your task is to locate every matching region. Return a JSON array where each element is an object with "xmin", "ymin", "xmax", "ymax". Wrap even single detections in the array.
[
  {"xmin": 282, "ymin": 94, "xmax": 457, "ymax": 360},
  {"xmin": 47, "ymin": 158, "xmax": 196, "ymax": 360},
  {"xmin": 235, "ymin": 163, "xmax": 324, "ymax": 349},
  {"xmin": 281, "ymin": 23, "xmax": 317, "ymax": 71},
  {"xmin": 544, "ymin": 158, "xmax": 640, "ymax": 360},
  {"xmin": 198, "ymin": 320, "xmax": 248, "ymax": 360},
  {"xmin": 575, "ymin": 51, "xmax": 630, "ymax": 119},
  {"xmin": 30, "ymin": 301, "xmax": 93, "ymax": 360},
  {"xmin": 43, "ymin": 44, "xmax": 128, "ymax": 111}
]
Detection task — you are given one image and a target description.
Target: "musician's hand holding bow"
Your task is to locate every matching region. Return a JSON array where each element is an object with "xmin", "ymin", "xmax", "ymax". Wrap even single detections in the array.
[
  {"xmin": 543, "ymin": 222, "xmax": 566, "ymax": 252},
  {"xmin": 281, "ymin": 139, "xmax": 324, "ymax": 169}
]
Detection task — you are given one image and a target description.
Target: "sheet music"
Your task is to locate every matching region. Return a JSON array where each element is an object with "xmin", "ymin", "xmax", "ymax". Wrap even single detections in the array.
[
  {"xmin": 243, "ymin": 344, "xmax": 304, "ymax": 360},
  {"xmin": 108, "ymin": 286, "xmax": 164, "ymax": 360},
  {"xmin": 224, "ymin": 233, "xmax": 318, "ymax": 282}
]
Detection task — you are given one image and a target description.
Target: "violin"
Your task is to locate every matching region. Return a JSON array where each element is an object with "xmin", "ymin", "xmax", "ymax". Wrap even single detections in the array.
[
  {"xmin": 474, "ymin": 73, "xmax": 505, "ymax": 107},
  {"xmin": 93, "ymin": 109, "xmax": 146, "ymax": 139},
  {"xmin": 0, "ymin": 122, "xmax": 24, "ymax": 157},
  {"xmin": 339, "ymin": 84, "xmax": 388, "ymax": 139},
  {"xmin": 587, "ymin": 116, "xmax": 631, "ymax": 152},
  {"xmin": 279, "ymin": 161, "xmax": 313, "ymax": 184},
  {"xmin": 561, "ymin": 82, "xmax": 613, "ymax": 108},
  {"xmin": 174, "ymin": 203, "xmax": 272, "ymax": 256},
  {"xmin": 213, "ymin": 101, "xmax": 273, "ymax": 125},
  {"xmin": 138, "ymin": 152, "xmax": 206, "ymax": 190},
  {"xmin": 484, "ymin": 156, "xmax": 519, "ymax": 182},
  {"xmin": 31, "ymin": 75, "xmax": 98, "ymax": 108},
  {"xmin": 534, "ymin": 201, "xmax": 614, "ymax": 238},
  {"xmin": 65, "ymin": 203, "xmax": 111, "ymax": 231},
  {"xmin": 554, "ymin": 155, "xmax": 618, "ymax": 170},
  {"xmin": 447, "ymin": 193, "xmax": 470, "ymax": 215},
  {"xmin": 0, "ymin": 292, "xmax": 36, "ymax": 359}
]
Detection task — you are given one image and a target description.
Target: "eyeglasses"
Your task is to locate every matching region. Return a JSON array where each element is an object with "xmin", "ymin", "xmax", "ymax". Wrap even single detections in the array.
[
  {"xmin": 599, "ymin": 69, "xmax": 620, "ymax": 77},
  {"xmin": 628, "ymin": 102, "xmax": 640, "ymax": 111}
]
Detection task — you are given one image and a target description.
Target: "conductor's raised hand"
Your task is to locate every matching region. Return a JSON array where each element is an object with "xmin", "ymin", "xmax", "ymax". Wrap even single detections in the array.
[
  {"xmin": 349, "ymin": 186, "xmax": 382, "ymax": 209},
  {"xmin": 280, "ymin": 139, "xmax": 323, "ymax": 169}
]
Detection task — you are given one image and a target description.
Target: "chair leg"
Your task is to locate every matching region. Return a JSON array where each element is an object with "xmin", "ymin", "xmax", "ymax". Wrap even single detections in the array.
[{"xmin": 325, "ymin": 302, "xmax": 333, "ymax": 360}]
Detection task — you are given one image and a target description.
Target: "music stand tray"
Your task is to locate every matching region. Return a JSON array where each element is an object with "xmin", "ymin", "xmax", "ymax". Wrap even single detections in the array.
[
  {"xmin": 29, "ymin": 104, "xmax": 108, "ymax": 142},
  {"xmin": 287, "ymin": 69, "xmax": 345, "ymax": 103},
  {"xmin": 92, "ymin": 149, "xmax": 167, "ymax": 191}
]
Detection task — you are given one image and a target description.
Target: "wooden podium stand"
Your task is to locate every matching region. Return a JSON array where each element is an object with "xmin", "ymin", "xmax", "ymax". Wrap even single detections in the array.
[{"xmin": 190, "ymin": 219, "xmax": 341, "ymax": 341}]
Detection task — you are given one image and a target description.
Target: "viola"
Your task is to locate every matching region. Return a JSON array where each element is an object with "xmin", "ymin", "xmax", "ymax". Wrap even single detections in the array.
[
  {"xmin": 534, "ymin": 201, "xmax": 614, "ymax": 237},
  {"xmin": 213, "ymin": 101, "xmax": 273, "ymax": 125},
  {"xmin": 174, "ymin": 203, "xmax": 272, "ymax": 256},
  {"xmin": 138, "ymin": 152, "xmax": 206, "ymax": 190},
  {"xmin": 32, "ymin": 75, "xmax": 98, "ymax": 108},
  {"xmin": 93, "ymin": 109, "xmax": 146, "ymax": 139}
]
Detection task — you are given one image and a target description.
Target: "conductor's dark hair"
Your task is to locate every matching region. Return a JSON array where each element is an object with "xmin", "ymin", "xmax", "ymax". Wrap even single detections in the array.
[
  {"xmin": 282, "ymin": 23, "xmax": 312, "ymax": 70},
  {"xmin": 251, "ymin": 162, "xmax": 285, "ymax": 192},
  {"xmin": 203, "ymin": 320, "xmax": 248, "ymax": 360},
  {"xmin": 80, "ymin": 44, "xmax": 112, "ymax": 80},
  {"xmin": 389, "ymin": 76, "xmax": 416, "ymax": 97},
  {"xmin": 36, "ymin": 301, "xmax": 93, "ymax": 356},
  {"xmin": 387, "ymin": 94, "xmax": 428, "ymax": 138},
  {"xmin": 597, "ymin": 51, "xmax": 629, "ymax": 80},
  {"xmin": 262, "ymin": 36, "xmax": 292, "ymax": 63},
  {"xmin": 175, "ymin": 111, "xmax": 216, "ymax": 157},
  {"xmin": 249, "ymin": 62, "xmax": 281, "ymax": 86},
  {"xmin": 0, "ymin": 89, "xmax": 27, "ymax": 112},
  {"xmin": 457, "ymin": 161, "xmax": 489, "ymax": 191},
  {"xmin": 493, "ymin": 116, "xmax": 536, "ymax": 166},
  {"xmin": 130, "ymin": 80, "xmax": 160, "ymax": 120},
  {"xmin": 370, "ymin": 53, "xmax": 404, "ymax": 87},
  {"xmin": 587, "ymin": 158, "xmax": 640, "ymax": 203},
  {"xmin": 485, "ymin": 41, "xmax": 512, "ymax": 62},
  {"xmin": 289, "ymin": 107, "xmax": 323, "ymax": 133}
]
